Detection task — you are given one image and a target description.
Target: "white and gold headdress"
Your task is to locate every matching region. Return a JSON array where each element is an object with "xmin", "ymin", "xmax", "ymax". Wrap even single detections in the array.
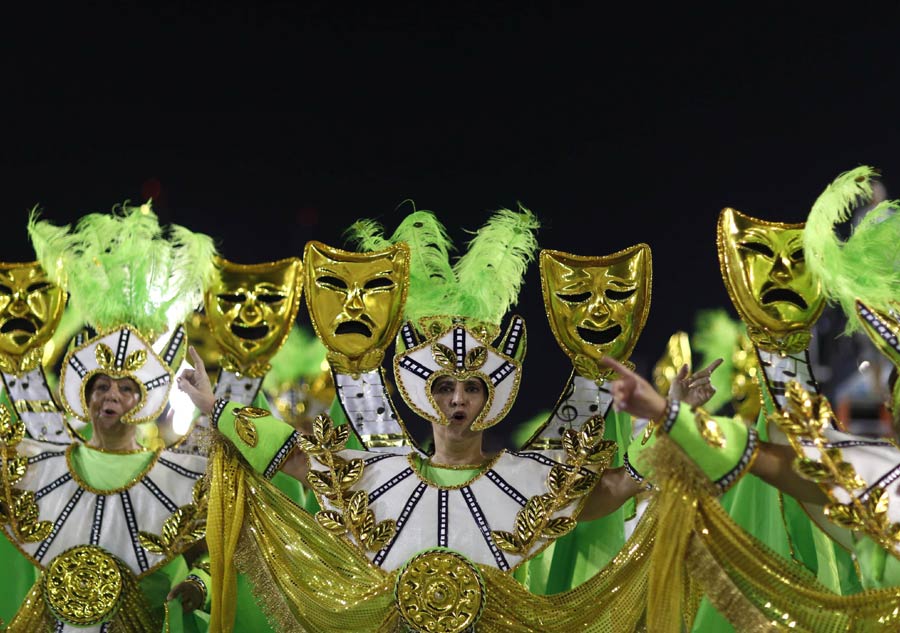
[
  {"xmin": 29, "ymin": 201, "xmax": 217, "ymax": 426},
  {"xmin": 346, "ymin": 205, "xmax": 538, "ymax": 431}
]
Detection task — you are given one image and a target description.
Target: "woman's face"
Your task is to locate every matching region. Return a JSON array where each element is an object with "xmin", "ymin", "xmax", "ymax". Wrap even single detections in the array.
[
  {"xmin": 430, "ymin": 376, "xmax": 487, "ymax": 429},
  {"xmin": 87, "ymin": 375, "xmax": 141, "ymax": 428}
]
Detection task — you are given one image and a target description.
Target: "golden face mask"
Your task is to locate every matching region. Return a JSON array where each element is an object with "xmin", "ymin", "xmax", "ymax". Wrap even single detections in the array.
[
  {"xmin": 718, "ymin": 208, "xmax": 824, "ymax": 351},
  {"xmin": 0, "ymin": 262, "xmax": 65, "ymax": 357},
  {"xmin": 304, "ymin": 241, "xmax": 409, "ymax": 374},
  {"xmin": 205, "ymin": 257, "xmax": 302, "ymax": 374},
  {"xmin": 540, "ymin": 245, "xmax": 651, "ymax": 379}
]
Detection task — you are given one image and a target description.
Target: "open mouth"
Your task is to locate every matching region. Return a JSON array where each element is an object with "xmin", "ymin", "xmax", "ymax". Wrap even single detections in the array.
[
  {"xmin": 335, "ymin": 321, "xmax": 372, "ymax": 337},
  {"xmin": 761, "ymin": 288, "xmax": 808, "ymax": 309},
  {"xmin": 577, "ymin": 324, "xmax": 622, "ymax": 345},
  {"xmin": 1, "ymin": 318, "xmax": 37, "ymax": 335},
  {"xmin": 230, "ymin": 323, "xmax": 270, "ymax": 340}
]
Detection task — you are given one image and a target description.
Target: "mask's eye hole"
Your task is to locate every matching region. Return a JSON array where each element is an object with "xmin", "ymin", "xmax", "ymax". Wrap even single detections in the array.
[
  {"xmin": 605, "ymin": 288, "xmax": 636, "ymax": 301},
  {"xmin": 364, "ymin": 278, "xmax": 394, "ymax": 290},
  {"xmin": 556, "ymin": 292, "xmax": 591, "ymax": 303},
  {"xmin": 317, "ymin": 276, "xmax": 348, "ymax": 290},
  {"xmin": 27, "ymin": 282, "xmax": 53, "ymax": 293},
  {"xmin": 739, "ymin": 241, "xmax": 775, "ymax": 258},
  {"xmin": 218, "ymin": 293, "xmax": 247, "ymax": 303},
  {"xmin": 790, "ymin": 249, "xmax": 804, "ymax": 262},
  {"xmin": 0, "ymin": 285, "xmax": 12, "ymax": 296},
  {"xmin": 257, "ymin": 294, "xmax": 286, "ymax": 304}
]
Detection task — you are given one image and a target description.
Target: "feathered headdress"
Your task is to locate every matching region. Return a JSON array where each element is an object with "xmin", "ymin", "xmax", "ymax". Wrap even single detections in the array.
[
  {"xmin": 803, "ymin": 166, "xmax": 900, "ymax": 334},
  {"xmin": 28, "ymin": 201, "xmax": 217, "ymax": 424},
  {"xmin": 346, "ymin": 204, "xmax": 538, "ymax": 430},
  {"xmin": 347, "ymin": 204, "xmax": 539, "ymax": 334}
]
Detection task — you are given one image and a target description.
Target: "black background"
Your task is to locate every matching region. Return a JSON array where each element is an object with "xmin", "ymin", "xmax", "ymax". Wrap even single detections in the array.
[{"xmin": 4, "ymin": 2, "xmax": 898, "ymax": 436}]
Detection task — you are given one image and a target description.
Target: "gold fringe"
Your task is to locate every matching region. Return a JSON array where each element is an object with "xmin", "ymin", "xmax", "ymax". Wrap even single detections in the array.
[
  {"xmin": 6, "ymin": 582, "xmax": 53, "ymax": 632},
  {"xmin": 685, "ymin": 536, "xmax": 776, "ymax": 632},
  {"xmin": 233, "ymin": 531, "xmax": 299, "ymax": 633},
  {"xmin": 640, "ymin": 434, "xmax": 715, "ymax": 633},
  {"xmin": 207, "ymin": 440, "xmax": 246, "ymax": 631}
]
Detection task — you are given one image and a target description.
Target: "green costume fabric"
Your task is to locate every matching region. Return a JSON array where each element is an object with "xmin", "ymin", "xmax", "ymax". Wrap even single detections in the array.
[
  {"xmin": 854, "ymin": 537, "xmax": 900, "ymax": 590},
  {"xmin": 691, "ymin": 377, "xmax": 862, "ymax": 632}
]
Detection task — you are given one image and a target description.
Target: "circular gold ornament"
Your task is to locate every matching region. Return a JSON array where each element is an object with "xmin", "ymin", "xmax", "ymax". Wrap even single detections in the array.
[
  {"xmin": 42, "ymin": 545, "xmax": 125, "ymax": 626},
  {"xmin": 395, "ymin": 549, "xmax": 485, "ymax": 633}
]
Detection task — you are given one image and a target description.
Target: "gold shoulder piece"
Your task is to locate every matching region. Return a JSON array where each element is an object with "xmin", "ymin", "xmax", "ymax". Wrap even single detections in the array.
[
  {"xmin": 303, "ymin": 414, "xmax": 396, "ymax": 552},
  {"xmin": 492, "ymin": 416, "xmax": 616, "ymax": 558},
  {"xmin": 773, "ymin": 381, "xmax": 900, "ymax": 555}
]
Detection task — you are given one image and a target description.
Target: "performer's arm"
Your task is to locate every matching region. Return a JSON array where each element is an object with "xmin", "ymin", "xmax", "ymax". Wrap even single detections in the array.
[
  {"xmin": 579, "ymin": 467, "xmax": 644, "ymax": 522},
  {"xmin": 178, "ymin": 346, "xmax": 308, "ymax": 482},
  {"xmin": 601, "ymin": 356, "xmax": 828, "ymax": 504}
]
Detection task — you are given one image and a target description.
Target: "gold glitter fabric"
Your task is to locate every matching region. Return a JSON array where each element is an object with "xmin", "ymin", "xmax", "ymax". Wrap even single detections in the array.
[
  {"xmin": 645, "ymin": 434, "xmax": 900, "ymax": 633},
  {"xmin": 205, "ymin": 437, "xmax": 659, "ymax": 632}
]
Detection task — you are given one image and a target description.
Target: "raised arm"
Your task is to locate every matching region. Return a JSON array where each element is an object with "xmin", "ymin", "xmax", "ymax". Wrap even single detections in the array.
[
  {"xmin": 599, "ymin": 356, "xmax": 827, "ymax": 505},
  {"xmin": 177, "ymin": 346, "xmax": 309, "ymax": 484}
]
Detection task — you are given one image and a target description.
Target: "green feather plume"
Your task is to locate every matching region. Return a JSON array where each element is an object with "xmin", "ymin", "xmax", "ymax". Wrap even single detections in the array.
[
  {"xmin": 344, "ymin": 219, "xmax": 393, "ymax": 253},
  {"xmin": 263, "ymin": 325, "xmax": 328, "ymax": 393},
  {"xmin": 804, "ymin": 166, "xmax": 900, "ymax": 333},
  {"xmin": 346, "ymin": 203, "xmax": 539, "ymax": 327},
  {"xmin": 454, "ymin": 204, "xmax": 540, "ymax": 325},
  {"xmin": 28, "ymin": 201, "xmax": 218, "ymax": 336},
  {"xmin": 691, "ymin": 308, "xmax": 743, "ymax": 414}
]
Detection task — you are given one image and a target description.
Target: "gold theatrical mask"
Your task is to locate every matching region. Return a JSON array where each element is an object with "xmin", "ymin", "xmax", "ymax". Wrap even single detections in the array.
[
  {"xmin": 0, "ymin": 262, "xmax": 65, "ymax": 372},
  {"xmin": 205, "ymin": 257, "xmax": 302, "ymax": 376},
  {"xmin": 718, "ymin": 208, "xmax": 825, "ymax": 354},
  {"xmin": 304, "ymin": 241, "xmax": 409, "ymax": 376},
  {"xmin": 540, "ymin": 245, "xmax": 651, "ymax": 381}
]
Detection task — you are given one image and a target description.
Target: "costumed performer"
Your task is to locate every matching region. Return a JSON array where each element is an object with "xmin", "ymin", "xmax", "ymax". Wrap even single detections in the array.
[
  {"xmin": 177, "ymin": 206, "xmax": 672, "ymax": 632},
  {"xmin": 0, "ymin": 202, "xmax": 215, "ymax": 632}
]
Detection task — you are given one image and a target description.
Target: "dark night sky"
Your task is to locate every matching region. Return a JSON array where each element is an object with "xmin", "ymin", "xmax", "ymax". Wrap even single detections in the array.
[{"xmin": 4, "ymin": 3, "xmax": 899, "ymax": 430}]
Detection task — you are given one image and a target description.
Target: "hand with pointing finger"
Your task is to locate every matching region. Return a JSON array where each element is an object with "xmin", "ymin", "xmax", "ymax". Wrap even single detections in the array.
[
  {"xmin": 668, "ymin": 358, "xmax": 723, "ymax": 408},
  {"xmin": 599, "ymin": 356, "xmax": 669, "ymax": 421},
  {"xmin": 177, "ymin": 346, "xmax": 216, "ymax": 416}
]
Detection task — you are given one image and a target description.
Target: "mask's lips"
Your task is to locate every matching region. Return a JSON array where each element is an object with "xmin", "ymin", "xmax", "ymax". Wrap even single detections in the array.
[
  {"xmin": 231, "ymin": 323, "xmax": 270, "ymax": 340},
  {"xmin": 761, "ymin": 288, "xmax": 808, "ymax": 309},
  {"xmin": 1, "ymin": 317, "xmax": 37, "ymax": 335},
  {"xmin": 577, "ymin": 324, "xmax": 622, "ymax": 345},
  {"xmin": 335, "ymin": 320, "xmax": 373, "ymax": 337}
]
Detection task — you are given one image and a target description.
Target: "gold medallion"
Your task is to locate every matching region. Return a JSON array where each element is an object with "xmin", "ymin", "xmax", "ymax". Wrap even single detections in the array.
[
  {"xmin": 395, "ymin": 549, "xmax": 485, "ymax": 633},
  {"xmin": 42, "ymin": 545, "xmax": 125, "ymax": 626}
]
